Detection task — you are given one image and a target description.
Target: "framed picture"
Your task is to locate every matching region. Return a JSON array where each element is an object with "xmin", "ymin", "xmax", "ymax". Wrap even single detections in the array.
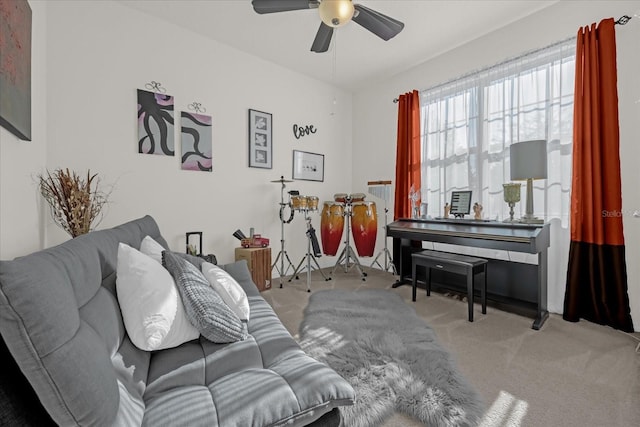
[
  {"xmin": 248, "ymin": 109, "xmax": 272, "ymax": 169},
  {"xmin": 292, "ymin": 150, "xmax": 324, "ymax": 182},
  {"xmin": 0, "ymin": 0, "xmax": 32, "ymax": 141}
]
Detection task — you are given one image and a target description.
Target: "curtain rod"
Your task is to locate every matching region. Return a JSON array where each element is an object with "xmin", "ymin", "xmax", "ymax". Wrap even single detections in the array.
[
  {"xmin": 393, "ymin": 14, "xmax": 634, "ymax": 103},
  {"xmin": 391, "ymin": 36, "xmax": 574, "ymax": 103}
]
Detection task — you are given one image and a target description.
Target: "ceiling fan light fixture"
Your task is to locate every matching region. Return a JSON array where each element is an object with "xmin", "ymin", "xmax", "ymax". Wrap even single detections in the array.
[{"xmin": 318, "ymin": 0, "xmax": 354, "ymax": 28}]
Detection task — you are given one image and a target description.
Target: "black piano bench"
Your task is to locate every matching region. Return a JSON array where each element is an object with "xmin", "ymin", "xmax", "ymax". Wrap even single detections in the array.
[{"xmin": 411, "ymin": 249, "xmax": 488, "ymax": 322}]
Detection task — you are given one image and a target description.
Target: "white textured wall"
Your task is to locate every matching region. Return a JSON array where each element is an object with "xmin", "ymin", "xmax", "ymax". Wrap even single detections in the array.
[
  {"xmin": 0, "ymin": 0, "xmax": 47, "ymax": 259},
  {"xmin": 352, "ymin": 0, "xmax": 640, "ymax": 329},
  {"xmin": 40, "ymin": 0, "xmax": 352, "ymax": 271}
]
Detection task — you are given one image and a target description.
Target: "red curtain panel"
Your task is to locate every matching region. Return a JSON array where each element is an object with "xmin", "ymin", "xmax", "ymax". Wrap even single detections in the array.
[
  {"xmin": 563, "ymin": 18, "xmax": 634, "ymax": 332},
  {"xmin": 394, "ymin": 90, "xmax": 421, "ymax": 220}
]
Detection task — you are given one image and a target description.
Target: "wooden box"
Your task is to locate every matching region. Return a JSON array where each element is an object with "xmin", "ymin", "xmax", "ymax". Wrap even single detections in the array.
[{"xmin": 234, "ymin": 247, "xmax": 272, "ymax": 292}]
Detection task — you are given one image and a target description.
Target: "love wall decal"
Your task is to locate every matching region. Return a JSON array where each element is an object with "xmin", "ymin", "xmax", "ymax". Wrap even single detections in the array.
[{"xmin": 293, "ymin": 124, "xmax": 317, "ymax": 139}]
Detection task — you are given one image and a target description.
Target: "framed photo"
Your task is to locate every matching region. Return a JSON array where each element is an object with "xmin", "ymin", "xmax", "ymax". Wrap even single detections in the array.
[
  {"xmin": 0, "ymin": 0, "xmax": 32, "ymax": 141},
  {"xmin": 292, "ymin": 150, "xmax": 324, "ymax": 182},
  {"xmin": 248, "ymin": 109, "xmax": 272, "ymax": 169}
]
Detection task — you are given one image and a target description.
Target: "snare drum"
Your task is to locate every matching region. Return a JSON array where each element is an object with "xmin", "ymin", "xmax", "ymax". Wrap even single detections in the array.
[
  {"xmin": 351, "ymin": 201, "xmax": 377, "ymax": 257},
  {"xmin": 320, "ymin": 201, "xmax": 344, "ymax": 256},
  {"xmin": 290, "ymin": 195, "xmax": 308, "ymax": 211},
  {"xmin": 306, "ymin": 196, "xmax": 319, "ymax": 211}
]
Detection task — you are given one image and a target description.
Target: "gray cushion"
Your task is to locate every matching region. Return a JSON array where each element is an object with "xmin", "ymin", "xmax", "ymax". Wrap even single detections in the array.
[
  {"xmin": 162, "ymin": 250, "xmax": 247, "ymax": 343},
  {"xmin": 142, "ymin": 297, "xmax": 355, "ymax": 427},
  {"xmin": 0, "ymin": 215, "xmax": 163, "ymax": 426}
]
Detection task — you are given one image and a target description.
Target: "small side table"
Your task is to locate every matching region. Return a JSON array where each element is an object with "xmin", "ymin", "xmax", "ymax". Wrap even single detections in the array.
[{"xmin": 235, "ymin": 247, "xmax": 272, "ymax": 292}]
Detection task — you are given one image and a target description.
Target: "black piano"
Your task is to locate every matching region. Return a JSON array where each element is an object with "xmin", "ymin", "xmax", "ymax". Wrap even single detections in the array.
[{"xmin": 387, "ymin": 218, "xmax": 550, "ymax": 329}]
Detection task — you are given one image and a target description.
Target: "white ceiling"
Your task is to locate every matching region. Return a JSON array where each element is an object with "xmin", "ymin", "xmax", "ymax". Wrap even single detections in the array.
[{"xmin": 118, "ymin": 0, "xmax": 559, "ymax": 92}]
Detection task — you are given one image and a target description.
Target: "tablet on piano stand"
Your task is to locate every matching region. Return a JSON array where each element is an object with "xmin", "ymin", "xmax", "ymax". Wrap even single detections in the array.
[{"xmin": 450, "ymin": 191, "xmax": 472, "ymax": 219}]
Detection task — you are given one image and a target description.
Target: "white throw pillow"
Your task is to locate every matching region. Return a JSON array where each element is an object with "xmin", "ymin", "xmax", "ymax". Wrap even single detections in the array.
[
  {"xmin": 116, "ymin": 243, "xmax": 199, "ymax": 351},
  {"xmin": 201, "ymin": 261, "xmax": 250, "ymax": 322},
  {"xmin": 140, "ymin": 235, "xmax": 164, "ymax": 264}
]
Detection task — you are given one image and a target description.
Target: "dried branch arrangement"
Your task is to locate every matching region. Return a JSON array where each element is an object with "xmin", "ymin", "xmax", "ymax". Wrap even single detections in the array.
[{"xmin": 38, "ymin": 169, "xmax": 110, "ymax": 238}]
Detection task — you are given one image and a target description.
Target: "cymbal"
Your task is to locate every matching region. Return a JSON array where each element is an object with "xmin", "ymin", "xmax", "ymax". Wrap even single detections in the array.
[{"xmin": 271, "ymin": 177, "xmax": 293, "ymax": 183}]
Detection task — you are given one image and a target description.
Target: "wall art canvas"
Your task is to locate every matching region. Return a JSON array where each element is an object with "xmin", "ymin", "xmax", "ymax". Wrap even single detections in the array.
[
  {"xmin": 0, "ymin": 0, "xmax": 32, "ymax": 141},
  {"xmin": 248, "ymin": 109, "xmax": 272, "ymax": 169},
  {"xmin": 137, "ymin": 89, "xmax": 175, "ymax": 155},
  {"xmin": 181, "ymin": 111, "xmax": 212, "ymax": 172}
]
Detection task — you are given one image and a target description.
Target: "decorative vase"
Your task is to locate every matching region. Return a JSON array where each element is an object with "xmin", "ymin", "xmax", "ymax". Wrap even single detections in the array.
[{"xmin": 503, "ymin": 183, "xmax": 521, "ymax": 222}]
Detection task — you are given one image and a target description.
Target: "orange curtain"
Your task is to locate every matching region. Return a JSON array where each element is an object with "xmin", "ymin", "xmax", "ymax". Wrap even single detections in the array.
[
  {"xmin": 394, "ymin": 90, "xmax": 421, "ymax": 220},
  {"xmin": 563, "ymin": 19, "xmax": 633, "ymax": 331}
]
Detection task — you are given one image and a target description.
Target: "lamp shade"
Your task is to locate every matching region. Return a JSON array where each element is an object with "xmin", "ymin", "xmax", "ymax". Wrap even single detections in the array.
[
  {"xmin": 319, "ymin": 0, "xmax": 355, "ymax": 27},
  {"xmin": 510, "ymin": 140, "xmax": 547, "ymax": 180}
]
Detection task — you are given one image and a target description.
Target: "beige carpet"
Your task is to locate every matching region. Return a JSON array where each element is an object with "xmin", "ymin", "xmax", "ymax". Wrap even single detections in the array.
[{"xmin": 263, "ymin": 267, "xmax": 640, "ymax": 427}]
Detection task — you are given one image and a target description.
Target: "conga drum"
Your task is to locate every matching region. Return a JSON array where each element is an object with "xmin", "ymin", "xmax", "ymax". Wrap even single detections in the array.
[
  {"xmin": 333, "ymin": 193, "xmax": 348, "ymax": 203},
  {"xmin": 349, "ymin": 193, "xmax": 366, "ymax": 203},
  {"xmin": 320, "ymin": 201, "xmax": 344, "ymax": 256},
  {"xmin": 351, "ymin": 201, "xmax": 377, "ymax": 257}
]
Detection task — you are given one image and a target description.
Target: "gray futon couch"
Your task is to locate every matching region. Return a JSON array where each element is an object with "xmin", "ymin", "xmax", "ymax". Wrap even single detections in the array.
[{"xmin": 0, "ymin": 216, "xmax": 354, "ymax": 426}]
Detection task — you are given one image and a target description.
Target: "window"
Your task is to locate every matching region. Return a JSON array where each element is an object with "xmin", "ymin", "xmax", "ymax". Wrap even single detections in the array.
[
  {"xmin": 419, "ymin": 39, "xmax": 576, "ymax": 314},
  {"xmin": 420, "ymin": 39, "xmax": 575, "ymax": 225}
]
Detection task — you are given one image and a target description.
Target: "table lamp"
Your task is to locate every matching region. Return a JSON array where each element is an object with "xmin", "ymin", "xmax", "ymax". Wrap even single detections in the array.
[
  {"xmin": 510, "ymin": 140, "xmax": 547, "ymax": 224},
  {"xmin": 502, "ymin": 183, "xmax": 521, "ymax": 222}
]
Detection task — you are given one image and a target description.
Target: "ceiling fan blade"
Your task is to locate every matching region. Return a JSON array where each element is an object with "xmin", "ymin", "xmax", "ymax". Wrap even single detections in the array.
[
  {"xmin": 252, "ymin": 0, "xmax": 317, "ymax": 14},
  {"xmin": 311, "ymin": 22, "xmax": 334, "ymax": 53},
  {"xmin": 352, "ymin": 4, "xmax": 404, "ymax": 41}
]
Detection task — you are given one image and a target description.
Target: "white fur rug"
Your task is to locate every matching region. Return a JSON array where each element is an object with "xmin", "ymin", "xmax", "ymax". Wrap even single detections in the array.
[{"xmin": 299, "ymin": 289, "xmax": 484, "ymax": 427}]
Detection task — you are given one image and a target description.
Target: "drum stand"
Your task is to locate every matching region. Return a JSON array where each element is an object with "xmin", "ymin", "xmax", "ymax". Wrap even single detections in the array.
[
  {"xmin": 271, "ymin": 177, "xmax": 295, "ymax": 288},
  {"xmin": 288, "ymin": 212, "xmax": 329, "ymax": 291},
  {"xmin": 368, "ymin": 180, "xmax": 396, "ymax": 274},
  {"xmin": 370, "ymin": 208, "xmax": 397, "ymax": 275},
  {"xmin": 331, "ymin": 202, "xmax": 367, "ymax": 281}
]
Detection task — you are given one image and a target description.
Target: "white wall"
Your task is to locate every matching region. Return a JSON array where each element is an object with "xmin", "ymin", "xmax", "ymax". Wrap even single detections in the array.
[
  {"xmin": 37, "ymin": 0, "xmax": 352, "ymax": 271},
  {"xmin": 353, "ymin": 0, "xmax": 640, "ymax": 329},
  {"xmin": 0, "ymin": 0, "xmax": 47, "ymax": 259}
]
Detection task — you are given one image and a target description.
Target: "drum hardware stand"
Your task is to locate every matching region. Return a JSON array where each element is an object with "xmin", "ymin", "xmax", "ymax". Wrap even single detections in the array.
[
  {"xmin": 368, "ymin": 180, "xmax": 397, "ymax": 274},
  {"xmin": 370, "ymin": 206, "xmax": 396, "ymax": 274},
  {"xmin": 331, "ymin": 199, "xmax": 367, "ymax": 281},
  {"xmin": 271, "ymin": 176, "xmax": 296, "ymax": 288},
  {"xmin": 288, "ymin": 212, "xmax": 329, "ymax": 291}
]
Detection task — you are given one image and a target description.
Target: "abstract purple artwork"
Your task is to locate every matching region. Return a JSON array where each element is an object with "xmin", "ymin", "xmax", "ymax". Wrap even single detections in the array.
[
  {"xmin": 137, "ymin": 89, "xmax": 175, "ymax": 155},
  {"xmin": 181, "ymin": 112, "xmax": 212, "ymax": 171},
  {"xmin": 0, "ymin": 0, "xmax": 32, "ymax": 141}
]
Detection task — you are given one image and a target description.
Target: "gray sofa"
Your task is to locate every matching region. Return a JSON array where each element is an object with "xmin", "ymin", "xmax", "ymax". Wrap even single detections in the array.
[{"xmin": 0, "ymin": 216, "xmax": 354, "ymax": 426}]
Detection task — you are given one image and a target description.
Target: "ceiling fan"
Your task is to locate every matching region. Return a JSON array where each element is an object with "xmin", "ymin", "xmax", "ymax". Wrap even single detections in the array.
[{"xmin": 251, "ymin": 0, "xmax": 405, "ymax": 53}]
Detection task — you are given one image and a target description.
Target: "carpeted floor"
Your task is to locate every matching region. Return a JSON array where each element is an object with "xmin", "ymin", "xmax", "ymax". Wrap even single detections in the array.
[{"xmin": 263, "ymin": 267, "xmax": 640, "ymax": 427}]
